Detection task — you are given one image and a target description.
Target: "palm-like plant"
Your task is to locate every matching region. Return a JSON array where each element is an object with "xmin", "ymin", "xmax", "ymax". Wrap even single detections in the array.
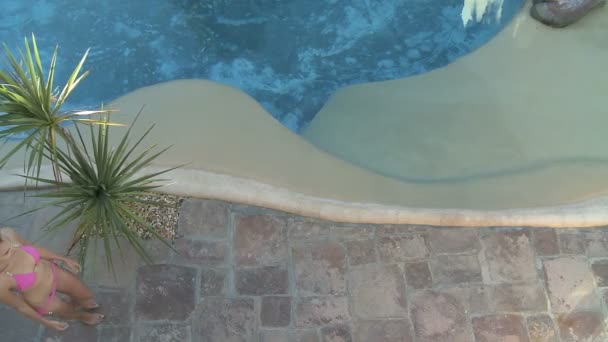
[
  {"xmin": 0, "ymin": 34, "xmax": 112, "ymax": 182},
  {"xmin": 25, "ymin": 113, "xmax": 177, "ymax": 272},
  {"xmin": 0, "ymin": 35, "xmax": 177, "ymax": 273}
]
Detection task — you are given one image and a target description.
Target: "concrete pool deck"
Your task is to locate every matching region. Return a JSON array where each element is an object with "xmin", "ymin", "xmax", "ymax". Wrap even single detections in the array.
[{"xmin": 2, "ymin": 192, "xmax": 608, "ymax": 341}]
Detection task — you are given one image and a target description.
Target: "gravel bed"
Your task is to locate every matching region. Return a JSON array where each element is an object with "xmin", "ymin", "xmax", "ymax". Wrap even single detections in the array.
[{"xmin": 129, "ymin": 192, "xmax": 184, "ymax": 240}]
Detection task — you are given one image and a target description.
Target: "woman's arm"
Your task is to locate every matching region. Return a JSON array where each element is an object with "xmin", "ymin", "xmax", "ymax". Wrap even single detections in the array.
[
  {"xmin": 32, "ymin": 245, "xmax": 80, "ymax": 273},
  {"xmin": 0, "ymin": 281, "xmax": 67, "ymax": 331}
]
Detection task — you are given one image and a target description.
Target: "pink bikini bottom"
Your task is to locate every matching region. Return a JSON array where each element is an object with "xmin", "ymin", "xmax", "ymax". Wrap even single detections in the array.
[{"xmin": 36, "ymin": 262, "xmax": 58, "ymax": 316}]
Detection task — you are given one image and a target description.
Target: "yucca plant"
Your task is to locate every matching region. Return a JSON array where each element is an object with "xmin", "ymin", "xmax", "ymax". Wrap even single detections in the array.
[
  {"xmin": 0, "ymin": 34, "xmax": 113, "ymax": 183},
  {"xmin": 20, "ymin": 112, "xmax": 178, "ymax": 272},
  {"xmin": 0, "ymin": 35, "xmax": 178, "ymax": 274}
]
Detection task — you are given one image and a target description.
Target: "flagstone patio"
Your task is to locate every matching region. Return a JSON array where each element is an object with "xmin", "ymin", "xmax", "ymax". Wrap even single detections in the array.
[{"xmin": 1, "ymin": 191, "xmax": 608, "ymax": 341}]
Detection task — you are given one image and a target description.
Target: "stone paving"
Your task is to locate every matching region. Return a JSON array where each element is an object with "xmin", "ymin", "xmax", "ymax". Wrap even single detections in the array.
[{"xmin": 2, "ymin": 192, "xmax": 608, "ymax": 341}]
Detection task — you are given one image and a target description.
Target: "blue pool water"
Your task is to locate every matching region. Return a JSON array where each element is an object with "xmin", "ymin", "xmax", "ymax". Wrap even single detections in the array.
[{"xmin": 0, "ymin": 0, "xmax": 523, "ymax": 132}]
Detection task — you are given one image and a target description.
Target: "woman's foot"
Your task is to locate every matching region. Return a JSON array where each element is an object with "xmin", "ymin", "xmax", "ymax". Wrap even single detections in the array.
[
  {"xmin": 78, "ymin": 298, "xmax": 100, "ymax": 310},
  {"xmin": 48, "ymin": 320, "xmax": 70, "ymax": 331},
  {"xmin": 80, "ymin": 312, "xmax": 105, "ymax": 326}
]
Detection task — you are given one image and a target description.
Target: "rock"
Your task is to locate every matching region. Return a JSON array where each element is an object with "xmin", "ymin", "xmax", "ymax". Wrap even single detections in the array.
[{"xmin": 531, "ymin": 0, "xmax": 606, "ymax": 28}]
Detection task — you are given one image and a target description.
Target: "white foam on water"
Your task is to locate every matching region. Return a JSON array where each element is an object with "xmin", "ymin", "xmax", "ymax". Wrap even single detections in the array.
[{"xmin": 461, "ymin": 0, "xmax": 505, "ymax": 25}]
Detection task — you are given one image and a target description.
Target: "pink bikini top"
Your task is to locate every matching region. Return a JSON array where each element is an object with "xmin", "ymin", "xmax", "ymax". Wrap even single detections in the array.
[{"xmin": 5, "ymin": 245, "xmax": 41, "ymax": 292}]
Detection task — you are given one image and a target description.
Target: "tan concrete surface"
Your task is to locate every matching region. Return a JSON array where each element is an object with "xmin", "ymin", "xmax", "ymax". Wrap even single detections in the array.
[{"xmin": 305, "ymin": 1, "xmax": 608, "ymax": 209}]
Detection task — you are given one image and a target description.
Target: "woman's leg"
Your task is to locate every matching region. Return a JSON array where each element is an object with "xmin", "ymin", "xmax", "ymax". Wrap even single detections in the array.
[
  {"xmin": 45, "ymin": 296, "xmax": 104, "ymax": 325},
  {"xmin": 54, "ymin": 265, "xmax": 98, "ymax": 309}
]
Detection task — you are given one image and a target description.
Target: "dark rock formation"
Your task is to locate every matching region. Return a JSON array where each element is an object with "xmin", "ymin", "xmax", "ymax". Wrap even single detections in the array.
[{"xmin": 531, "ymin": 0, "xmax": 606, "ymax": 27}]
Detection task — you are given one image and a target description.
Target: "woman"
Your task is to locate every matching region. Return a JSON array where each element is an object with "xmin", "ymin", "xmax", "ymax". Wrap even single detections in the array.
[{"xmin": 0, "ymin": 227, "xmax": 104, "ymax": 331}]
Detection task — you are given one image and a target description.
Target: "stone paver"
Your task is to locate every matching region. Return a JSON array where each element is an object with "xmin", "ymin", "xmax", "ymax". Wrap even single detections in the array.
[
  {"xmin": 491, "ymin": 283, "xmax": 548, "ymax": 312},
  {"xmin": 96, "ymin": 290, "xmax": 131, "ymax": 326},
  {"xmin": 200, "ymin": 267, "xmax": 226, "ymax": 296},
  {"xmin": 472, "ymin": 314, "xmax": 529, "ymax": 342},
  {"xmin": 559, "ymin": 233, "xmax": 587, "ymax": 255},
  {"xmin": 5, "ymin": 189, "xmax": 608, "ymax": 342},
  {"xmin": 134, "ymin": 323, "xmax": 190, "ymax": 342},
  {"xmin": 135, "ymin": 264, "xmax": 196, "ymax": 321},
  {"xmin": 585, "ymin": 231, "xmax": 608, "ymax": 257},
  {"xmin": 355, "ymin": 320, "xmax": 413, "ymax": 342},
  {"xmin": 330, "ymin": 224, "xmax": 375, "ymax": 240},
  {"xmin": 174, "ymin": 238, "xmax": 226, "ymax": 265},
  {"xmin": 591, "ymin": 260, "xmax": 608, "ymax": 287},
  {"xmin": 235, "ymin": 214, "xmax": 288, "ymax": 266},
  {"xmin": 404, "ymin": 261, "xmax": 433, "ymax": 289},
  {"xmin": 293, "ymin": 329, "xmax": 320, "ymax": 342},
  {"xmin": 345, "ymin": 239, "xmax": 376, "ymax": 266},
  {"xmin": 178, "ymin": 199, "xmax": 228, "ymax": 238},
  {"xmin": 349, "ymin": 263, "xmax": 407, "ymax": 319},
  {"xmin": 193, "ymin": 297, "xmax": 257, "ymax": 342},
  {"xmin": 410, "ymin": 290, "xmax": 470, "ymax": 342},
  {"xmin": 527, "ymin": 315, "xmax": 559, "ymax": 342},
  {"xmin": 482, "ymin": 230, "xmax": 538, "ymax": 283},
  {"xmin": 236, "ymin": 266, "xmax": 289, "ymax": 295},
  {"xmin": 42, "ymin": 325, "xmax": 98, "ymax": 342},
  {"xmin": 443, "ymin": 285, "xmax": 492, "ymax": 314},
  {"xmin": 83, "ymin": 236, "xmax": 142, "ymax": 288},
  {"xmin": 320, "ymin": 324, "xmax": 353, "ymax": 342},
  {"xmin": 260, "ymin": 329, "xmax": 290, "ymax": 342},
  {"xmin": 602, "ymin": 288, "xmax": 608, "ymax": 308},
  {"xmin": 293, "ymin": 241, "xmax": 347, "ymax": 296},
  {"xmin": 557, "ymin": 311, "xmax": 607, "ymax": 342},
  {"xmin": 296, "ymin": 297, "xmax": 351, "ymax": 327},
  {"xmin": 288, "ymin": 218, "xmax": 331, "ymax": 240},
  {"xmin": 100, "ymin": 326, "xmax": 132, "ymax": 342},
  {"xmin": 532, "ymin": 230, "xmax": 560, "ymax": 256},
  {"xmin": 377, "ymin": 234, "xmax": 429, "ymax": 262},
  {"xmin": 376, "ymin": 224, "xmax": 429, "ymax": 236},
  {"xmin": 431, "ymin": 254, "xmax": 482, "ymax": 285},
  {"xmin": 543, "ymin": 256, "xmax": 599, "ymax": 313},
  {"xmin": 428, "ymin": 228, "xmax": 480, "ymax": 254},
  {"xmin": 261, "ymin": 296, "xmax": 292, "ymax": 327}
]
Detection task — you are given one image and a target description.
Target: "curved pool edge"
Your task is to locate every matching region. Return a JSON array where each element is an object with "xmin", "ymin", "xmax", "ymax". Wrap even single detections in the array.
[
  {"xmin": 135, "ymin": 167, "xmax": 608, "ymax": 228},
  {"xmin": 1, "ymin": 165, "xmax": 608, "ymax": 228}
]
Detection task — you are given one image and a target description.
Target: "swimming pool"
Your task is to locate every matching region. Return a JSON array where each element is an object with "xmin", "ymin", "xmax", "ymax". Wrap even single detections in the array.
[
  {"xmin": 2, "ymin": 0, "xmax": 607, "ymax": 227},
  {"xmin": 0, "ymin": 0, "xmax": 522, "ymax": 132}
]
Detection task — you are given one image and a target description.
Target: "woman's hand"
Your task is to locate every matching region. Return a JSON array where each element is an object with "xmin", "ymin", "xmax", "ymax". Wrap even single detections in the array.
[
  {"xmin": 47, "ymin": 320, "xmax": 69, "ymax": 331},
  {"xmin": 59, "ymin": 258, "xmax": 81, "ymax": 274}
]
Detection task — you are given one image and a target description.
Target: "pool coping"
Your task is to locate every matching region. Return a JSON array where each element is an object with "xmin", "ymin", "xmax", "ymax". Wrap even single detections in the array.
[{"xmin": 2, "ymin": 165, "xmax": 608, "ymax": 228}]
